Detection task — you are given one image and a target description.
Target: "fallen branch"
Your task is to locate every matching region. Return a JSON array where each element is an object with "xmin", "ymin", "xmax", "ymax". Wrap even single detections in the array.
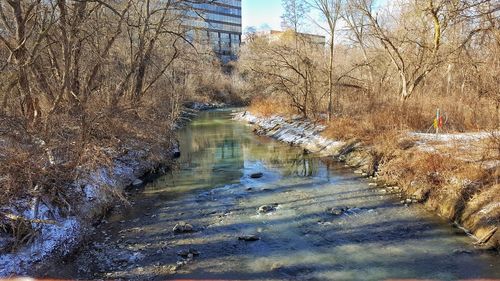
[
  {"xmin": 474, "ymin": 227, "xmax": 498, "ymax": 245},
  {"xmin": 1, "ymin": 213, "xmax": 57, "ymax": 225}
]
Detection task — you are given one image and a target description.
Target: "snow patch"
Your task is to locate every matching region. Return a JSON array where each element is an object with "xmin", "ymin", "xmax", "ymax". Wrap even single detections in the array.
[
  {"xmin": 409, "ymin": 132, "xmax": 498, "ymax": 142},
  {"xmin": 234, "ymin": 112, "xmax": 345, "ymax": 157},
  {"xmin": 0, "ymin": 145, "xmax": 174, "ymax": 275},
  {"xmin": 187, "ymin": 102, "xmax": 226, "ymax": 111},
  {"xmin": 0, "ymin": 218, "xmax": 81, "ymax": 276}
]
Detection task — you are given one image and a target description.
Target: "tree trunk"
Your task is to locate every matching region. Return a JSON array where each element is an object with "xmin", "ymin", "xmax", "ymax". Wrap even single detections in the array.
[
  {"xmin": 328, "ymin": 34, "xmax": 334, "ymax": 121},
  {"xmin": 400, "ymin": 72, "xmax": 409, "ymax": 101},
  {"xmin": 446, "ymin": 63, "xmax": 453, "ymax": 95}
]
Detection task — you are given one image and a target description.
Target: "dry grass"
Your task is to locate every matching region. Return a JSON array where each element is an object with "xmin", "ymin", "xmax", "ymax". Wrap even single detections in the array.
[
  {"xmin": 248, "ymin": 94, "xmax": 499, "ymax": 248},
  {"xmin": 250, "ymin": 90, "xmax": 498, "ymax": 138},
  {"xmin": 335, "ymin": 93, "xmax": 497, "ymax": 132},
  {"xmin": 376, "ymin": 140, "xmax": 498, "ymax": 248},
  {"xmin": 0, "ymin": 98, "xmax": 179, "ymax": 250},
  {"xmin": 380, "ymin": 149, "xmax": 489, "ymax": 189},
  {"xmin": 248, "ymin": 96, "xmax": 296, "ymax": 117},
  {"xmin": 240, "ymin": 0, "xmax": 499, "ymax": 247}
]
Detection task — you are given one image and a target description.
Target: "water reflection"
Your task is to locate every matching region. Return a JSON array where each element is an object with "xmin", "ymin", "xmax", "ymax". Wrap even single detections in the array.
[
  {"xmin": 244, "ymin": 144, "xmax": 320, "ymax": 177},
  {"xmin": 141, "ymin": 110, "xmax": 499, "ymax": 281},
  {"xmin": 147, "ymin": 110, "xmax": 323, "ymax": 195},
  {"xmin": 48, "ymin": 109, "xmax": 500, "ymax": 281}
]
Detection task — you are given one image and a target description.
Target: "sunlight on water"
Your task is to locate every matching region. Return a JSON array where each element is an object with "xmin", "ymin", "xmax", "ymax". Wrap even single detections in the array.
[
  {"xmin": 49, "ymin": 109, "xmax": 499, "ymax": 281},
  {"xmin": 139, "ymin": 110, "xmax": 499, "ymax": 280}
]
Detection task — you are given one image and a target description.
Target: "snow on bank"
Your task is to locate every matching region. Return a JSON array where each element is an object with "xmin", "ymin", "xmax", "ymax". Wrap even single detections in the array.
[
  {"xmin": 410, "ymin": 131, "xmax": 499, "ymax": 167},
  {"xmin": 0, "ymin": 217, "xmax": 81, "ymax": 275},
  {"xmin": 410, "ymin": 132, "xmax": 497, "ymax": 142},
  {"xmin": 410, "ymin": 131, "xmax": 498, "ymax": 151},
  {"xmin": 0, "ymin": 144, "xmax": 178, "ymax": 276},
  {"xmin": 236, "ymin": 111, "xmax": 498, "ymax": 161},
  {"xmin": 186, "ymin": 102, "xmax": 226, "ymax": 111},
  {"xmin": 236, "ymin": 111, "xmax": 499, "ymax": 249},
  {"xmin": 234, "ymin": 112, "xmax": 345, "ymax": 157}
]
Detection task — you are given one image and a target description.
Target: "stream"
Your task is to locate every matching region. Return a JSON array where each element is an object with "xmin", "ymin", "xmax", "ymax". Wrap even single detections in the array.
[{"xmin": 40, "ymin": 109, "xmax": 499, "ymax": 280}]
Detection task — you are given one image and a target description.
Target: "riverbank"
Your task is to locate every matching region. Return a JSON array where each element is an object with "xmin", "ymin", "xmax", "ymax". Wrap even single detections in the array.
[
  {"xmin": 234, "ymin": 111, "xmax": 499, "ymax": 251},
  {"xmin": 33, "ymin": 109, "xmax": 500, "ymax": 281},
  {"xmin": 0, "ymin": 135, "xmax": 179, "ymax": 277},
  {"xmin": 0, "ymin": 103, "xmax": 223, "ymax": 276}
]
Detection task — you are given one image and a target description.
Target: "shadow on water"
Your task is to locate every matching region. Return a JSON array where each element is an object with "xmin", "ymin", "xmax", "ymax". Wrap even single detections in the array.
[{"xmin": 39, "ymin": 109, "xmax": 500, "ymax": 281}]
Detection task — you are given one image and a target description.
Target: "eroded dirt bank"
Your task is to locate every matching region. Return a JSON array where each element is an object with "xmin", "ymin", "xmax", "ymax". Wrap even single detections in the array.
[
  {"xmin": 35, "ymin": 109, "xmax": 499, "ymax": 281},
  {"xmin": 0, "ymin": 103, "xmax": 230, "ymax": 276},
  {"xmin": 0, "ymin": 139, "xmax": 179, "ymax": 276},
  {"xmin": 0, "ymin": 105, "xmax": 219, "ymax": 276},
  {"xmin": 235, "ymin": 111, "xmax": 499, "ymax": 251}
]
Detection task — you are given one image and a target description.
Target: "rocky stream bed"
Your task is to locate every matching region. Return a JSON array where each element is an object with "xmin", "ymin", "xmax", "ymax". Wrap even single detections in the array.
[{"xmin": 34, "ymin": 109, "xmax": 499, "ymax": 280}]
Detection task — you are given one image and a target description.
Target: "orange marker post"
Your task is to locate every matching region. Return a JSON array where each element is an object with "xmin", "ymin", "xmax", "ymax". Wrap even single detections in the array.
[{"xmin": 434, "ymin": 108, "xmax": 441, "ymax": 135}]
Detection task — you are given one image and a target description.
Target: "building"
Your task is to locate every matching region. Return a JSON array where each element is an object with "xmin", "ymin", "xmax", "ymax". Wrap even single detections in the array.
[
  {"xmin": 252, "ymin": 30, "xmax": 326, "ymax": 47},
  {"xmin": 183, "ymin": 0, "xmax": 242, "ymax": 62}
]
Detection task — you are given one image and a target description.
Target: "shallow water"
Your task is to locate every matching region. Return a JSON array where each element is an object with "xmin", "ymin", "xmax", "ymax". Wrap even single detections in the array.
[{"xmin": 42, "ymin": 109, "xmax": 499, "ymax": 280}]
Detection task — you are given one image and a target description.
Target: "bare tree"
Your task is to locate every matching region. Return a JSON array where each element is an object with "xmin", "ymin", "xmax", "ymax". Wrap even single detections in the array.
[
  {"xmin": 348, "ymin": 0, "xmax": 444, "ymax": 100},
  {"xmin": 238, "ymin": 31, "xmax": 325, "ymax": 118},
  {"xmin": 281, "ymin": 0, "xmax": 310, "ymax": 33},
  {"xmin": 0, "ymin": 0, "xmax": 229, "ymax": 229},
  {"xmin": 342, "ymin": 0, "xmax": 374, "ymax": 92},
  {"xmin": 308, "ymin": 0, "xmax": 344, "ymax": 120}
]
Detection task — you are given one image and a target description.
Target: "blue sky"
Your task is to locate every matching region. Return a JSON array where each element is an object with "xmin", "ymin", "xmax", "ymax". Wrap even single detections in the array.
[
  {"xmin": 242, "ymin": 0, "xmax": 388, "ymax": 32},
  {"xmin": 242, "ymin": 0, "xmax": 284, "ymax": 31}
]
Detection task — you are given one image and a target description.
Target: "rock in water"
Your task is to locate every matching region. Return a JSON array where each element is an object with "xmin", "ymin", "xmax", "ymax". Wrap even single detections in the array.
[
  {"xmin": 128, "ymin": 252, "xmax": 145, "ymax": 263},
  {"xmin": 250, "ymin": 172, "xmax": 264, "ymax": 179},
  {"xmin": 132, "ymin": 179, "xmax": 143, "ymax": 186},
  {"xmin": 328, "ymin": 206, "xmax": 350, "ymax": 216},
  {"xmin": 173, "ymin": 222, "xmax": 194, "ymax": 233},
  {"xmin": 238, "ymin": 235, "xmax": 260, "ymax": 241},
  {"xmin": 258, "ymin": 204, "xmax": 278, "ymax": 213},
  {"xmin": 452, "ymin": 249, "xmax": 472, "ymax": 255},
  {"xmin": 176, "ymin": 248, "xmax": 200, "ymax": 257},
  {"xmin": 329, "ymin": 208, "xmax": 343, "ymax": 216}
]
